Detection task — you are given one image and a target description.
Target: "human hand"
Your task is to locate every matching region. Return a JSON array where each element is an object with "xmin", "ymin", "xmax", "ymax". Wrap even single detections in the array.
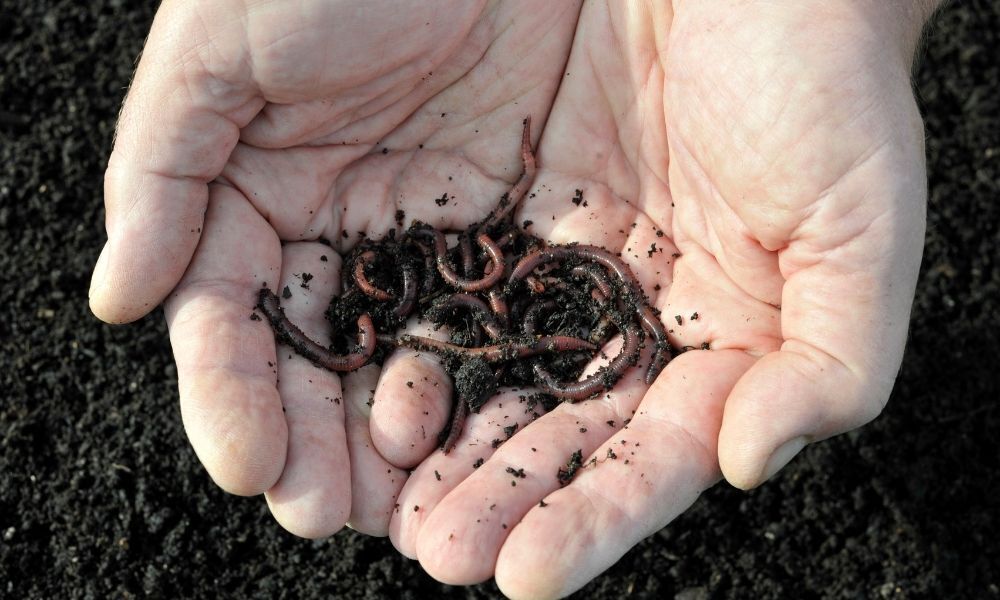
[
  {"xmin": 368, "ymin": 1, "xmax": 937, "ymax": 597},
  {"xmin": 88, "ymin": 0, "xmax": 582, "ymax": 537}
]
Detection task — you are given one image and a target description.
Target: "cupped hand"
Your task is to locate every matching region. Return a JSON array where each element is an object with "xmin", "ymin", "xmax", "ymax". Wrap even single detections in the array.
[
  {"xmin": 89, "ymin": 0, "xmax": 582, "ymax": 537},
  {"xmin": 90, "ymin": 0, "xmax": 936, "ymax": 594},
  {"xmin": 369, "ymin": 2, "xmax": 935, "ymax": 598}
]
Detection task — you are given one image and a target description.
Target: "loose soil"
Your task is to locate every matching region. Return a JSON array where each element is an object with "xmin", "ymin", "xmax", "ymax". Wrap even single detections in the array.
[{"xmin": 1, "ymin": 1, "xmax": 997, "ymax": 598}]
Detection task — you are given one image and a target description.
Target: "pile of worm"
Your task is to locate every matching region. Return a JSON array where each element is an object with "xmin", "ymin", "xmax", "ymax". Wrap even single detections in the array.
[{"xmin": 257, "ymin": 119, "xmax": 673, "ymax": 452}]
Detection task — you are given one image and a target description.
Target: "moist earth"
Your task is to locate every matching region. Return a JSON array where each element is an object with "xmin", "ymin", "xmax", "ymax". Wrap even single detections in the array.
[{"xmin": 1, "ymin": 1, "xmax": 998, "ymax": 598}]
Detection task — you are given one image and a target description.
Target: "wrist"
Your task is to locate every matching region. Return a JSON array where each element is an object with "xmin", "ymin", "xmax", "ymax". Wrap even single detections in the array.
[
  {"xmin": 846, "ymin": 0, "xmax": 949, "ymax": 63},
  {"xmin": 792, "ymin": 0, "xmax": 947, "ymax": 71}
]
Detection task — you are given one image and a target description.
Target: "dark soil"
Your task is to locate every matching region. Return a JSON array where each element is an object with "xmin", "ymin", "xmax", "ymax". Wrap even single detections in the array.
[{"xmin": 1, "ymin": 1, "xmax": 998, "ymax": 598}]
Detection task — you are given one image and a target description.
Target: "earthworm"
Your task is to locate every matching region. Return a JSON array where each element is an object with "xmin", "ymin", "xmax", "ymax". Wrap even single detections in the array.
[
  {"xmin": 532, "ymin": 323, "xmax": 642, "ymax": 401},
  {"xmin": 413, "ymin": 228, "xmax": 505, "ymax": 292},
  {"xmin": 523, "ymin": 300, "xmax": 557, "ymax": 336},
  {"xmin": 571, "ymin": 263, "xmax": 613, "ymax": 302},
  {"xmin": 393, "ymin": 260, "xmax": 418, "ymax": 318},
  {"xmin": 509, "ymin": 296, "xmax": 533, "ymax": 327},
  {"xmin": 431, "ymin": 293, "xmax": 503, "ymax": 339},
  {"xmin": 409, "ymin": 239, "xmax": 438, "ymax": 298},
  {"xmin": 511, "ymin": 244, "xmax": 671, "ymax": 381},
  {"xmin": 510, "ymin": 245, "xmax": 639, "ymax": 296},
  {"xmin": 257, "ymin": 287, "xmax": 376, "ymax": 371},
  {"xmin": 468, "ymin": 321, "xmax": 484, "ymax": 347},
  {"xmin": 353, "ymin": 250, "xmax": 392, "ymax": 301},
  {"xmin": 487, "ymin": 289, "xmax": 509, "ymax": 330},
  {"xmin": 494, "ymin": 229, "xmax": 519, "ymax": 250},
  {"xmin": 440, "ymin": 397, "xmax": 468, "ymax": 454},
  {"xmin": 479, "ymin": 117, "xmax": 536, "ymax": 233},
  {"xmin": 459, "ymin": 232, "xmax": 475, "ymax": 277},
  {"xmin": 392, "ymin": 333, "xmax": 596, "ymax": 363},
  {"xmin": 638, "ymin": 304, "xmax": 671, "ymax": 384}
]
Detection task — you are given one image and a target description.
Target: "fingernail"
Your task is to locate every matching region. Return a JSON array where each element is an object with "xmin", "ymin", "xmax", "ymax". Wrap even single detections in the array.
[
  {"xmin": 89, "ymin": 242, "xmax": 110, "ymax": 300},
  {"xmin": 761, "ymin": 436, "xmax": 808, "ymax": 483}
]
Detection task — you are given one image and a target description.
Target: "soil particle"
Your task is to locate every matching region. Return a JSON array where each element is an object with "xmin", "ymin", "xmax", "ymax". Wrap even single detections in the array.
[
  {"xmin": 557, "ymin": 449, "xmax": 585, "ymax": 486},
  {"xmin": 453, "ymin": 357, "xmax": 496, "ymax": 413}
]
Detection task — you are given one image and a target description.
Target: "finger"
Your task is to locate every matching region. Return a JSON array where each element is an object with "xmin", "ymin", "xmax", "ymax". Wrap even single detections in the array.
[
  {"xmin": 369, "ymin": 321, "xmax": 454, "ymax": 469},
  {"xmin": 263, "ymin": 244, "xmax": 351, "ymax": 538},
  {"xmin": 494, "ymin": 350, "xmax": 754, "ymax": 600},
  {"xmin": 343, "ymin": 364, "xmax": 409, "ymax": 537},
  {"xmin": 164, "ymin": 184, "xmax": 284, "ymax": 496},
  {"xmin": 91, "ymin": 1, "xmax": 263, "ymax": 323},
  {"xmin": 414, "ymin": 334, "xmax": 651, "ymax": 585},
  {"xmin": 389, "ymin": 387, "xmax": 551, "ymax": 558},
  {"xmin": 718, "ymin": 174, "xmax": 925, "ymax": 489}
]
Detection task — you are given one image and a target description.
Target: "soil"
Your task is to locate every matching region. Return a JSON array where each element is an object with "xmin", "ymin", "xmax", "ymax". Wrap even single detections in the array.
[{"xmin": 1, "ymin": 1, "xmax": 998, "ymax": 598}]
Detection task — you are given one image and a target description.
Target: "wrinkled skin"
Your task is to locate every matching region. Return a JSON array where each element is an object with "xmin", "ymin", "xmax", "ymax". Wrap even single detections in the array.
[{"xmin": 90, "ymin": 1, "xmax": 937, "ymax": 597}]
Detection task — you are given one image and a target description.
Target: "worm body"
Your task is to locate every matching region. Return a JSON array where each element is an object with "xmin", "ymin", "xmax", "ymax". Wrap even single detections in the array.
[{"xmin": 257, "ymin": 288, "xmax": 375, "ymax": 371}]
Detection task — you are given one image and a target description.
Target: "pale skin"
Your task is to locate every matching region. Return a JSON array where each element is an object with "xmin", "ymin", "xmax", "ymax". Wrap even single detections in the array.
[{"xmin": 90, "ymin": 1, "xmax": 941, "ymax": 598}]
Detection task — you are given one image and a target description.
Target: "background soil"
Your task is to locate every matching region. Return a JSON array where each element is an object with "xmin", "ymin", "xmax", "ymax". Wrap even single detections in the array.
[{"xmin": 1, "ymin": 1, "xmax": 997, "ymax": 598}]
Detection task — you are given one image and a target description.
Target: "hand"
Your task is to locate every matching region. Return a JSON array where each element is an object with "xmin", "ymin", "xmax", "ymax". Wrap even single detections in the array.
[
  {"xmin": 89, "ymin": 0, "xmax": 581, "ymax": 537},
  {"xmin": 89, "ymin": 0, "xmax": 936, "ymax": 594},
  {"xmin": 367, "ymin": 1, "xmax": 936, "ymax": 597}
]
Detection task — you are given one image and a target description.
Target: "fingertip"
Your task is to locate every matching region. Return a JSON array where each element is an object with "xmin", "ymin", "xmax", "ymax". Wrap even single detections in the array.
[
  {"xmin": 717, "ymin": 354, "xmax": 801, "ymax": 489},
  {"xmin": 494, "ymin": 516, "xmax": 572, "ymax": 600},
  {"xmin": 204, "ymin": 442, "xmax": 286, "ymax": 498},
  {"xmin": 761, "ymin": 435, "xmax": 809, "ymax": 481},
  {"xmin": 717, "ymin": 427, "xmax": 773, "ymax": 491},
  {"xmin": 416, "ymin": 527, "xmax": 492, "ymax": 586},
  {"xmin": 89, "ymin": 180, "xmax": 207, "ymax": 324},
  {"xmin": 370, "ymin": 351, "xmax": 452, "ymax": 469},
  {"xmin": 87, "ymin": 242, "xmax": 112, "ymax": 316},
  {"xmin": 182, "ymin": 375, "xmax": 288, "ymax": 497},
  {"xmin": 88, "ymin": 235, "xmax": 184, "ymax": 324},
  {"xmin": 722, "ymin": 435, "xmax": 809, "ymax": 491},
  {"xmin": 267, "ymin": 494, "xmax": 350, "ymax": 540},
  {"xmin": 207, "ymin": 448, "xmax": 286, "ymax": 498},
  {"xmin": 718, "ymin": 346, "xmax": 872, "ymax": 488},
  {"xmin": 496, "ymin": 543, "xmax": 567, "ymax": 600}
]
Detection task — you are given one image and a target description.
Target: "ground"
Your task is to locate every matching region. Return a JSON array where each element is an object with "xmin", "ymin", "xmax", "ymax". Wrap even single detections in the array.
[{"xmin": 1, "ymin": 1, "xmax": 997, "ymax": 598}]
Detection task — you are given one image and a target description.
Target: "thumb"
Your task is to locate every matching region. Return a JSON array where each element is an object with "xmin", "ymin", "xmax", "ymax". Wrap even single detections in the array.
[
  {"xmin": 718, "ymin": 146, "xmax": 926, "ymax": 489},
  {"xmin": 89, "ymin": 0, "xmax": 263, "ymax": 323}
]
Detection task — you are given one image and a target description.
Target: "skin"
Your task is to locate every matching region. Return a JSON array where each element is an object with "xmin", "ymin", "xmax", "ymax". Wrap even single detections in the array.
[{"xmin": 90, "ymin": 0, "xmax": 943, "ymax": 597}]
